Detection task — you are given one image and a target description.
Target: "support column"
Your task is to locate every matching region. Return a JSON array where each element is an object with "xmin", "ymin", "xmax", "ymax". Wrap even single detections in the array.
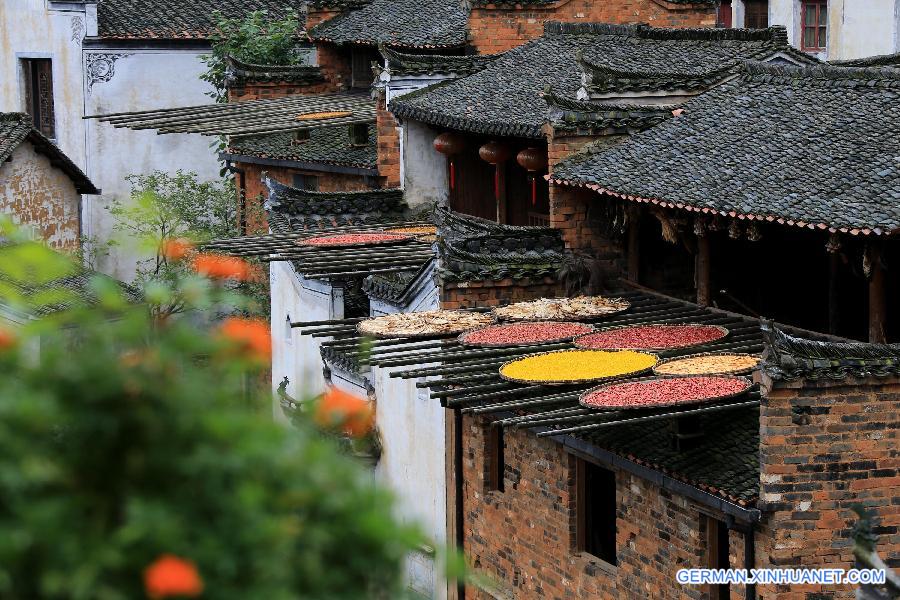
[
  {"xmin": 695, "ymin": 219, "xmax": 711, "ymax": 307},
  {"xmin": 869, "ymin": 244, "xmax": 887, "ymax": 343},
  {"xmin": 495, "ymin": 164, "xmax": 507, "ymax": 224},
  {"xmin": 627, "ymin": 216, "xmax": 640, "ymax": 283},
  {"xmin": 826, "ymin": 233, "xmax": 841, "ymax": 335}
]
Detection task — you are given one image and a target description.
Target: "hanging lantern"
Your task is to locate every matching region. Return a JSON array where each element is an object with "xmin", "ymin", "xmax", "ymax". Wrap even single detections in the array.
[
  {"xmin": 433, "ymin": 132, "xmax": 466, "ymax": 190},
  {"xmin": 516, "ymin": 147, "xmax": 548, "ymax": 206},
  {"xmin": 478, "ymin": 141, "xmax": 511, "ymax": 201}
]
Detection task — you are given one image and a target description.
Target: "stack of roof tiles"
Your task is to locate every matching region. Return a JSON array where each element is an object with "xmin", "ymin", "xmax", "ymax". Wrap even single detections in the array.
[{"xmin": 228, "ymin": 125, "xmax": 377, "ymax": 170}]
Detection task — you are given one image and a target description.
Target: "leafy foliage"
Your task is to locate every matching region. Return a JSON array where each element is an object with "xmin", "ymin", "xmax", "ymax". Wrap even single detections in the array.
[
  {"xmin": 201, "ymin": 10, "xmax": 304, "ymax": 103},
  {"xmin": 0, "ymin": 224, "xmax": 422, "ymax": 599}
]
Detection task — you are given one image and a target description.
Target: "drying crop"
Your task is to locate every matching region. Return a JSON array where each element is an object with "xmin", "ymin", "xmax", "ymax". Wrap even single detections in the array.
[
  {"xmin": 492, "ymin": 296, "xmax": 630, "ymax": 322},
  {"xmin": 498, "ymin": 349, "xmax": 657, "ymax": 385},
  {"xmin": 574, "ymin": 324, "xmax": 727, "ymax": 351},
  {"xmin": 459, "ymin": 321, "xmax": 594, "ymax": 347},
  {"xmin": 580, "ymin": 375, "xmax": 751, "ymax": 410},
  {"xmin": 298, "ymin": 232, "xmax": 410, "ymax": 247},
  {"xmin": 654, "ymin": 353, "xmax": 760, "ymax": 376},
  {"xmin": 358, "ymin": 310, "xmax": 493, "ymax": 338}
]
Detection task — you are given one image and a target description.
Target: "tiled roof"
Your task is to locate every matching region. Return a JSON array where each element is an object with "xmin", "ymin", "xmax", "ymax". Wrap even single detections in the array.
[
  {"xmin": 266, "ymin": 180, "xmax": 409, "ymax": 232},
  {"xmin": 225, "ymin": 56, "xmax": 325, "ymax": 87},
  {"xmin": 379, "ymin": 45, "xmax": 501, "ymax": 77},
  {"xmin": 308, "ymin": 0, "xmax": 468, "ymax": 48},
  {"xmin": 227, "ymin": 125, "xmax": 377, "ymax": 170},
  {"xmin": 436, "ymin": 209, "xmax": 565, "ymax": 283},
  {"xmin": 0, "ymin": 113, "xmax": 99, "ymax": 195},
  {"xmin": 390, "ymin": 22, "xmax": 803, "ymax": 139},
  {"xmin": 551, "ymin": 63, "xmax": 900, "ymax": 235},
  {"xmin": 96, "ymin": 0, "xmax": 306, "ymax": 40},
  {"xmin": 363, "ymin": 260, "xmax": 435, "ymax": 306},
  {"xmin": 580, "ymin": 404, "xmax": 760, "ymax": 505},
  {"xmin": 544, "ymin": 90, "xmax": 674, "ymax": 135},
  {"xmin": 762, "ymin": 322, "xmax": 900, "ymax": 382},
  {"xmin": 831, "ymin": 52, "xmax": 900, "ymax": 68}
]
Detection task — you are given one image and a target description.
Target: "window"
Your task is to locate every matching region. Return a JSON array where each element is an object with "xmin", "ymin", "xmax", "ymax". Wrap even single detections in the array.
[
  {"xmin": 486, "ymin": 425, "xmax": 504, "ymax": 492},
  {"xmin": 292, "ymin": 174, "xmax": 319, "ymax": 191},
  {"xmin": 801, "ymin": 0, "xmax": 827, "ymax": 51},
  {"xmin": 705, "ymin": 516, "xmax": 731, "ymax": 599},
  {"xmin": 22, "ymin": 58, "xmax": 55, "ymax": 138},
  {"xmin": 575, "ymin": 458, "xmax": 617, "ymax": 565},
  {"xmin": 351, "ymin": 48, "xmax": 380, "ymax": 89},
  {"xmin": 745, "ymin": 0, "xmax": 768, "ymax": 28}
]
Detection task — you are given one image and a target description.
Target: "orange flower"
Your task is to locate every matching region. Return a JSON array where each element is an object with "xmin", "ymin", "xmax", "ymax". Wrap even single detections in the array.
[
  {"xmin": 160, "ymin": 238, "xmax": 194, "ymax": 261},
  {"xmin": 219, "ymin": 317, "xmax": 272, "ymax": 362},
  {"xmin": 192, "ymin": 253, "xmax": 256, "ymax": 281},
  {"xmin": 314, "ymin": 387, "xmax": 375, "ymax": 438},
  {"xmin": 0, "ymin": 326, "xmax": 15, "ymax": 351},
  {"xmin": 144, "ymin": 554, "xmax": 203, "ymax": 599}
]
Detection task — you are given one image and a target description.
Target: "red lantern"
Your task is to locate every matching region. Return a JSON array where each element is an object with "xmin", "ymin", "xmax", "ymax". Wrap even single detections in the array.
[
  {"xmin": 516, "ymin": 147, "xmax": 548, "ymax": 206},
  {"xmin": 478, "ymin": 141, "xmax": 511, "ymax": 201},
  {"xmin": 434, "ymin": 132, "xmax": 465, "ymax": 190}
]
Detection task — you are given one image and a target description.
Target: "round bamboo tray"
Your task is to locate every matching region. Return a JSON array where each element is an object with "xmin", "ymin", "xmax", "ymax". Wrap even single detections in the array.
[
  {"xmin": 573, "ymin": 323, "xmax": 729, "ymax": 352},
  {"xmin": 491, "ymin": 296, "xmax": 631, "ymax": 323},
  {"xmin": 458, "ymin": 321, "xmax": 595, "ymax": 348},
  {"xmin": 297, "ymin": 232, "xmax": 412, "ymax": 248},
  {"xmin": 579, "ymin": 374, "xmax": 753, "ymax": 411},
  {"xmin": 357, "ymin": 310, "xmax": 493, "ymax": 339},
  {"xmin": 498, "ymin": 348, "xmax": 658, "ymax": 386},
  {"xmin": 652, "ymin": 352, "xmax": 761, "ymax": 377}
]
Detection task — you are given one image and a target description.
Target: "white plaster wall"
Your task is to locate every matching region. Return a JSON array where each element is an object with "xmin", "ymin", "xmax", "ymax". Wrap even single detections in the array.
[
  {"xmin": 403, "ymin": 120, "xmax": 448, "ymax": 210},
  {"xmin": 270, "ymin": 261, "xmax": 344, "ymax": 418},
  {"xmin": 0, "ymin": 143, "xmax": 82, "ymax": 249},
  {"xmin": 0, "ymin": 0, "xmax": 89, "ymax": 169},
  {"xmin": 83, "ymin": 49, "xmax": 222, "ymax": 280},
  {"xmin": 761, "ymin": 0, "xmax": 900, "ymax": 60}
]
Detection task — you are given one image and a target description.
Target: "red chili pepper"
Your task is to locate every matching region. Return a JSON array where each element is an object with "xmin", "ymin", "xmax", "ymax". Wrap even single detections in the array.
[
  {"xmin": 575, "ymin": 325, "xmax": 726, "ymax": 350},
  {"xmin": 582, "ymin": 376, "xmax": 747, "ymax": 409}
]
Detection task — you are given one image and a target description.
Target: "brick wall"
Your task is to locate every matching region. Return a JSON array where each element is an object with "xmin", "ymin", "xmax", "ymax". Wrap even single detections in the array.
[
  {"xmin": 460, "ymin": 414, "xmax": 747, "ymax": 599},
  {"xmin": 305, "ymin": 7, "xmax": 342, "ymax": 30},
  {"xmin": 236, "ymin": 161, "xmax": 374, "ymax": 234},
  {"xmin": 755, "ymin": 374, "xmax": 900, "ymax": 600},
  {"xmin": 314, "ymin": 43, "xmax": 353, "ymax": 92},
  {"xmin": 468, "ymin": 0, "xmax": 718, "ymax": 54},
  {"xmin": 227, "ymin": 79, "xmax": 337, "ymax": 103},
  {"xmin": 376, "ymin": 90, "xmax": 401, "ymax": 188},
  {"xmin": 440, "ymin": 277, "xmax": 563, "ymax": 309}
]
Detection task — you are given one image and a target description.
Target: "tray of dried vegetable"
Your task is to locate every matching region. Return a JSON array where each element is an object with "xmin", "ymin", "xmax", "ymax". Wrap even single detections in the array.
[
  {"xmin": 298, "ymin": 232, "xmax": 412, "ymax": 248},
  {"xmin": 357, "ymin": 310, "xmax": 494, "ymax": 339},
  {"xmin": 653, "ymin": 352, "xmax": 761, "ymax": 377},
  {"xmin": 458, "ymin": 321, "xmax": 594, "ymax": 348},
  {"xmin": 498, "ymin": 349, "xmax": 658, "ymax": 385},
  {"xmin": 574, "ymin": 323, "xmax": 728, "ymax": 351},
  {"xmin": 580, "ymin": 375, "xmax": 752, "ymax": 410},
  {"xmin": 492, "ymin": 296, "xmax": 631, "ymax": 322}
]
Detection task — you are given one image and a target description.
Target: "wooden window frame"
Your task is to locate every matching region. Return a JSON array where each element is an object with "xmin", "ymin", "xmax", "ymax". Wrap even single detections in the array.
[
  {"xmin": 744, "ymin": 0, "xmax": 769, "ymax": 29},
  {"xmin": 705, "ymin": 515, "xmax": 731, "ymax": 600},
  {"xmin": 22, "ymin": 58, "xmax": 56, "ymax": 139},
  {"xmin": 575, "ymin": 457, "xmax": 617, "ymax": 566},
  {"xmin": 800, "ymin": 0, "xmax": 827, "ymax": 52},
  {"xmin": 291, "ymin": 173, "xmax": 319, "ymax": 191}
]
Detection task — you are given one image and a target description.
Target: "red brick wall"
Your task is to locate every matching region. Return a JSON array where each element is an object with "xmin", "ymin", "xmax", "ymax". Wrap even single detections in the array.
[
  {"xmin": 468, "ymin": 0, "xmax": 718, "ymax": 54},
  {"xmin": 461, "ymin": 415, "xmax": 746, "ymax": 599},
  {"xmin": 305, "ymin": 8, "xmax": 343, "ymax": 30},
  {"xmin": 376, "ymin": 91, "xmax": 401, "ymax": 188},
  {"xmin": 314, "ymin": 43, "xmax": 352, "ymax": 91},
  {"xmin": 440, "ymin": 277, "xmax": 563, "ymax": 309},
  {"xmin": 755, "ymin": 374, "xmax": 900, "ymax": 600},
  {"xmin": 236, "ymin": 162, "xmax": 375, "ymax": 234},
  {"xmin": 227, "ymin": 79, "xmax": 337, "ymax": 102}
]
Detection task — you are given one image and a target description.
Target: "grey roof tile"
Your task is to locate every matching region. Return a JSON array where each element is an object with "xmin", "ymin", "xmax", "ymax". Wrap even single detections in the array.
[
  {"xmin": 227, "ymin": 125, "xmax": 377, "ymax": 169},
  {"xmin": 309, "ymin": 0, "xmax": 468, "ymax": 48},
  {"xmin": 225, "ymin": 56, "xmax": 325, "ymax": 87},
  {"xmin": 266, "ymin": 180, "xmax": 409, "ymax": 232},
  {"xmin": 97, "ymin": 0, "xmax": 305, "ymax": 39},
  {"xmin": 552, "ymin": 62, "xmax": 900, "ymax": 233},
  {"xmin": 391, "ymin": 22, "xmax": 804, "ymax": 138}
]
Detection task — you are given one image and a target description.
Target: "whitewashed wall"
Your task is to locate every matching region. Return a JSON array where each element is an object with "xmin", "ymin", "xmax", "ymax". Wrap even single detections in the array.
[
  {"xmin": 736, "ymin": 0, "xmax": 900, "ymax": 60},
  {"xmin": 83, "ymin": 48, "xmax": 221, "ymax": 280},
  {"xmin": 402, "ymin": 120, "xmax": 449, "ymax": 210},
  {"xmin": 0, "ymin": 0, "xmax": 90, "ymax": 170}
]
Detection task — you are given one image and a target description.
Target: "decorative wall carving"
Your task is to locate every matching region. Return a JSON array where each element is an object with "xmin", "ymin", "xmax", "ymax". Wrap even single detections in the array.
[
  {"xmin": 86, "ymin": 53, "xmax": 130, "ymax": 91},
  {"xmin": 71, "ymin": 16, "xmax": 84, "ymax": 43}
]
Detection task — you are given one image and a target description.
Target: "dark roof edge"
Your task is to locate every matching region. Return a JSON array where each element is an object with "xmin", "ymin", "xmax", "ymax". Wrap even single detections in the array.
[
  {"xmin": 543, "ymin": 21, "xmax": 788, "ymax": 44},
  {"xmin": 830, "ymin": 51, "xmax": 900, "ymax": 67},
  {"xmin": 221, "ymin": 152, "xmax": 378, "ymax": 175},
  {"xmin": 741, "ymin": 60, "xmax": 900, "ymax": 84},
  {"xmin": 390, "ymin": 102, "xmax": 544, "ymax": 139}
]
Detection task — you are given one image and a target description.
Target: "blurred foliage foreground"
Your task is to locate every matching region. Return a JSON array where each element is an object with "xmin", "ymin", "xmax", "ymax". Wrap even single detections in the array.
[{"xmin": 0, "ymin": 221, "xmax": 431, "ymax": 599}]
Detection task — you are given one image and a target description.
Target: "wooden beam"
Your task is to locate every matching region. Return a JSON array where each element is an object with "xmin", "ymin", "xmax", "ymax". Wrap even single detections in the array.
[
  {"xmin": 696, "ymin": 234, "xmax": 711, "ymax": 307},
  {"xmin": 495, "ymin": 163, "xmax": 507, "ymax": 224},
  {"xmin": 627, "ymin": 217, "xmax": 640, "ymax": 283},
  {"xmin": 869, "ymin": 245, "xmax": 887, "ymax": 343}
]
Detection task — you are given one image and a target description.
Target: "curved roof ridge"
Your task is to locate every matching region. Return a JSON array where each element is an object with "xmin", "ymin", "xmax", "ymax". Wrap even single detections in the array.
[{"xmin": 741, "ymin": 60, "xmax": 900, "ymax": 85}]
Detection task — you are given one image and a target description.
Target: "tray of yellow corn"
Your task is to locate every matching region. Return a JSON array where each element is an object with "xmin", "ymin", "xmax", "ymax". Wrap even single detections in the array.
[
  {"xmin": 357, "ymin": 309, "xmax": 493, "ymax": 339},
  {"xmin": 498, "ymin": 348, "xmax": 658, "ymax": 385},
  {"xmin": 385, "ymin": 225, "xmax": 437, "ymax": 243},
  {"xmin": 653, "ymin": 352, "xmax": 761, "ymax": 377}
]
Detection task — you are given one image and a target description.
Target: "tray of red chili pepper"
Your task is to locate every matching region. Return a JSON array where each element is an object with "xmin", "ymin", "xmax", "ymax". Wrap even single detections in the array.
[
  {"xmin": 458, "ymin": 321, "xmax": 594, "ymax": 347},
  {"xmin": 573, "ymin": 323, "xmax": 728, "ymax": 351},
  {"xmin": 579, "ymin": 375, "xmax": 752, "ymax": 410},
  {"xmin": 298, "ymin": 232, "xmax": 412, "ymax": 248}
]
